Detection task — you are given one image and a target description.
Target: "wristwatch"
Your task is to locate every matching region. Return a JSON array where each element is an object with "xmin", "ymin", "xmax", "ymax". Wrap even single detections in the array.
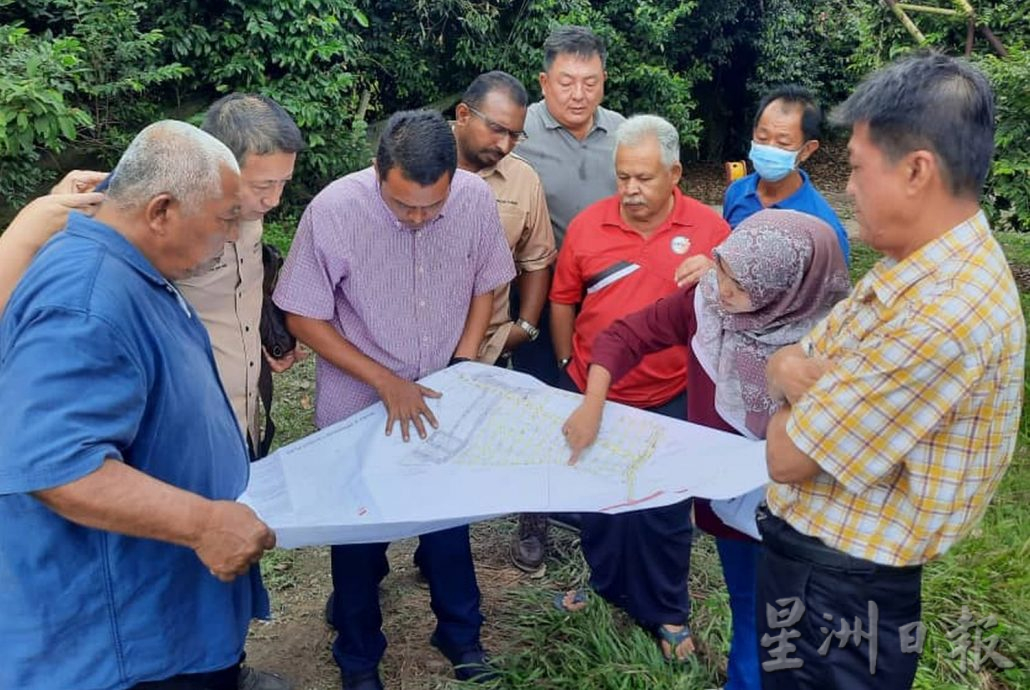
[{"xmin": 514, "ymin": 318, "xmax": 540, "ymax": 341}]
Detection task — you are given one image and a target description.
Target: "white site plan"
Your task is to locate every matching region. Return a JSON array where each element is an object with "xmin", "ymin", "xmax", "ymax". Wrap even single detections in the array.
[{"xmin": 239, "ymin": 362, "xmax": 769, "ymax": 548}]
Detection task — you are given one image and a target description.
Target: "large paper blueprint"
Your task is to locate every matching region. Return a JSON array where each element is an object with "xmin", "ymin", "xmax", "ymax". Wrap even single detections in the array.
[{"xmin": 239, "ymin": 362, "xmax": 769, "ymax": 548}]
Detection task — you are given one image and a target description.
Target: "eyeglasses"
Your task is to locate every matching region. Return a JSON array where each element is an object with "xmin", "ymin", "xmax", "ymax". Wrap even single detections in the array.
[{"xmin": 467, "ymin": 106, "xmax": 528, "ymax": 143}]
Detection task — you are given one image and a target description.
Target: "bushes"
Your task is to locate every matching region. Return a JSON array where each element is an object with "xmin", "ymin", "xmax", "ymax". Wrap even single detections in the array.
[
  {"xmin": 1, "ymin": 1, "xmax": 1028, "ymax": 229},
  {"xmin": 978, "ymin": 48, "xmax": 1030, "ymax": 232}
]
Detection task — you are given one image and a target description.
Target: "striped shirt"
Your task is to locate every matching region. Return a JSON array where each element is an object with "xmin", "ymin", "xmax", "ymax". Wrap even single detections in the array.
[
  {"xmin": 273, "ymin": 167, "xmax": 515, "ymax": 428},
  {"xmin": 768, "ymin": 211, "xmax": 1025, "ymax": 566}
]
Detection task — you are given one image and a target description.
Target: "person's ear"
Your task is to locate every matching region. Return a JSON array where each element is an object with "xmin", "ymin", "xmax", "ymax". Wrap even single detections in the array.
[
  {"xmin": 797, "ymin": 139, "xmax": 820, "ymax": 165},
  {"xmin": 670, "ymin": 161, "xmax": 683, "ymax": 186},
  {"xmin": 144, "ymin": 194, "xmax": 175, "ymax": 236},
  {"xmin": 904, "ymin": 150, "xmax": 937, "ymax": 196},
  {"xmin": 455, "ymin": 103, "xmax": 471, "ymax": 126},
  {"xmin": 538, "ymin": 72, "xmax": 548, "ymax": 95}
]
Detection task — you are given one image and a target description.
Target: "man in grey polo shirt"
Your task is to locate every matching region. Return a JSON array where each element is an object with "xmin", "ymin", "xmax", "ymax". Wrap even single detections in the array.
[
  {"xmin": 510, "ymin": 24, "xmax": 625, "ymax": 574},
  {"xmin": 516, "ymin": 25, "xmax": 625, "ymax": 246}
]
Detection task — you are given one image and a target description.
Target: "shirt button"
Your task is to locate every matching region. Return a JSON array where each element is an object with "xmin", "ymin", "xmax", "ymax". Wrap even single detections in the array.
[
  {"xmin": 418, "ymin": 300, "xmax": 426, "ymax": 307},
  {"xmin": 422, "ymin": 335, "xmax": 429, "ymax": 342},
  {"xmin": 245, "ymin": 326, "xmax": 250, "ymax": 332},
  {"xmin": 418, "ymin": 265, "xmax": 424, "ymax": 274},
  {"xmin": 249, "ymin": 361, "xmax": 255, "ymax": 367}
]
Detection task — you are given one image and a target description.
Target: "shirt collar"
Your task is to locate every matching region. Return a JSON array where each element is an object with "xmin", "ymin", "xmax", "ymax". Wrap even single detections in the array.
[
  {"xmin": 601, "ymin": 187, "xmax": 694, "ymax": 234},
  {"xmin": 64, "ymin": 212, "xmax": 169, "ymax": 287},
  {"xmin": 477, "ymin": 154, "xmax": 514, "ymax": 182},
  {"xmin": 742, "ymin": 169, "xmax": 813, "ymax": 202},
  {"xmin": 860, "ymin": 211, "xmax": 991, "ymax": 308},
  {"xmin": 537, "ymin": 100, "xmax": 613, "ymax": 135}
]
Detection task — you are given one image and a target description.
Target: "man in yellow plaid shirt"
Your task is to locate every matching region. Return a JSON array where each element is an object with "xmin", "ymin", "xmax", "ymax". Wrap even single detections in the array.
[{"xmin": 760, "ymin": 53, "xmax": 1025, "ymax": 689}]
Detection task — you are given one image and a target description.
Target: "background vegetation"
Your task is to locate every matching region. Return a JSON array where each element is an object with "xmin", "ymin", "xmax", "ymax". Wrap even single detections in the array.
[{"xmin": 2, "ymin": 0, "xmax": 1027, "ymax": 228}]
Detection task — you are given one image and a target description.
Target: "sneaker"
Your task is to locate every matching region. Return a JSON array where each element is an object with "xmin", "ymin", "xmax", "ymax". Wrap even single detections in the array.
[
  {"xmin": 340, "ymin": 670, "xmax": 383, "ymax": 690},
  {"xmin": 510, "ymin": 513, "xmax": 548, "ymax": 575},
  {"xmin": 238, "ymin": 666, "xmax": 292, "ymax": 690},
  {"xmin": 429, "ymin": 633, "xmax": 498, "ymax": 683}
]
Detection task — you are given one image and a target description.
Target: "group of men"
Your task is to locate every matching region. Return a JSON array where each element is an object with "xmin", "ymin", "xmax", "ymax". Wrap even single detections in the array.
[{"xmin": 0, "ymin": 21, "xmax": 1023, "ymax": 690}]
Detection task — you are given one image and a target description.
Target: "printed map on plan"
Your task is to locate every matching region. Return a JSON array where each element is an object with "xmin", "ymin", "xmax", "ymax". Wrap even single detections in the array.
[{"xmin": 239, "ymin": 362, "xmax": 769, "ymax": 548}]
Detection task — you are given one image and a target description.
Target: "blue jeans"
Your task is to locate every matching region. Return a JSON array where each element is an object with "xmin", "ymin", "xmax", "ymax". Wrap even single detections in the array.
[
  {"xmin": 330, "ymin": 525, "xmax": 483, "ymax": 675},
  {"xmin": 717, "ymin": 537, "xmax": 761, "ymax": 690}
]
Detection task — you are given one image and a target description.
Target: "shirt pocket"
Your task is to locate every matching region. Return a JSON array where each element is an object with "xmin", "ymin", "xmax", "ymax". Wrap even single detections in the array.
[{"xmin": 497, "ymin": 205, "xmax": 526, "ymax": 252}]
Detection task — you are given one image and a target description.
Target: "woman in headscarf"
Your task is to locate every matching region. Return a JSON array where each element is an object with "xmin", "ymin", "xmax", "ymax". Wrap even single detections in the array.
[{"xmin": 558, "ymin": 208, "xmax": 851, "ymax": 686}]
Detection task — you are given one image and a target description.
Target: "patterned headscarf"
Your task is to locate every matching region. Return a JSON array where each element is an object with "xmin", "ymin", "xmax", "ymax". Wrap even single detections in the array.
[{"xmin": 692, "ymin": 209, "xmax": 851, "ymax": 439}]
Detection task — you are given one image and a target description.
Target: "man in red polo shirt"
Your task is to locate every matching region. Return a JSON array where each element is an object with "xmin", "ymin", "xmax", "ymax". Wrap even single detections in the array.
[{"xmin": 549, "ymin": 114, "xmax": 729, "ymax": 661}]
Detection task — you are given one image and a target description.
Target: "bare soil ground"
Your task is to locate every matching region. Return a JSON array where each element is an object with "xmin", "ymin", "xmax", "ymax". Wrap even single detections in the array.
[{"xmin": 244, "ymin": 150, "xmax": 862, "ymax": 689}]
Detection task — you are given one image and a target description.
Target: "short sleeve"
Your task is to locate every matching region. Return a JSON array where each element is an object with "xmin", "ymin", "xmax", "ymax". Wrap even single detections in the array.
[
  {"xmin": 0, "ymin": 309, "xmax": 145, "ymax": 494},
  {"xmin": 514, "ymin": 178, "xmax": 557, "ymax": 273},
  {"xmin": 786, "ymin": 321, "xmax": 979, "ymax": 494},
  {"xmin": 549, "ymin": 221, "xmax": 584, "ymax": 305},
  {"xmin": 471, "ymin": 189, "xmax": 517, "ymax": 296},
  {"xmin": 273, "ymin": 202, "xmax": 349, "ymax": 320}
]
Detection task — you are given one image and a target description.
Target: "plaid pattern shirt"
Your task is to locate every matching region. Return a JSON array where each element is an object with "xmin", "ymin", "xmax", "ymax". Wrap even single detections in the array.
[{"xmin": 767, "ymin": 211, "xmax": 1025, "ymax": 566}]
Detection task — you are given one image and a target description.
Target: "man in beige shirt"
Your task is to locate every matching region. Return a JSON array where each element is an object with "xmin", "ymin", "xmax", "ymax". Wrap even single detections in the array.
[
  {"xmin": 453, "ymin": 71, "xmax": 556, "ymax": 366},
  {"xmin": 177, "ymin": 94, "xmax": 305, "ymax": 459}
]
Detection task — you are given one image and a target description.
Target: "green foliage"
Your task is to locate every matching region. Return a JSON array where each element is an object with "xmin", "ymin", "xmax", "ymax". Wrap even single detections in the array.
[
  {"xmin": 153, "ymin": 0, "xmax": 373, "ymax": 209},
  {"xmin": 978, "ymin": 48, "xmax": 1030, "ymax": 232},
  {"xmin": 0, "ymin": 0, "xmax": 187, "ymax": 205}
]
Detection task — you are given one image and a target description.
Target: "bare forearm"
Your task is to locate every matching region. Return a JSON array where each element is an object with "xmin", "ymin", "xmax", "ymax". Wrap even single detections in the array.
[
  {"xmin": 454, "ymin": 292, "xmax": 493, "ymax": 359},
  {"xmin": 551, "ymin": 302, "xmax": 576, "ymax": 361},
  {"xmin": 0, "ymin": 233, "xmax": 40, "ymax": 312},
  {"xmin": 515, "ymin": 268, "xmax": 550, "ymax": 326},
  {"xmin": 582, "ymin": 365, "xmax": 612, "ymax": 405},
  {"xmin": 765, "ymin": 407, "xmax": 822, "ymax": 483},
  {"xmin": 285, "ymin": 313, "xmax": 395, "ymax": 389},
  {"xmin": 34, "ymin": 459, "xmax": 211, "ymax": 549}
]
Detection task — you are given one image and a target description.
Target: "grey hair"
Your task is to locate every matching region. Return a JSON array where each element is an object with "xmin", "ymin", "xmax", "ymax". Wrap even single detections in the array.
[
  {"xmin": 202, "ymin": 93, "xmax": 305, "ymax": 165},
  {"xmin": 614, "ymin": 115, "xmax": 680, "ymax": 168},
  {"xmin": 830, "ymin": 52, "xmax": 995, "ymax": 198},
  {"xmin": 106, "ymin": 120, "xmax": 240, "ymax": 215}
]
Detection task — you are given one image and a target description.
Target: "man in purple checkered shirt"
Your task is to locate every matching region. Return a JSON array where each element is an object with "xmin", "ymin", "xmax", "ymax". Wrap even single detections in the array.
[{"xmin": 273, "ymin": 110, "xmax": 514, "ymax": 690}]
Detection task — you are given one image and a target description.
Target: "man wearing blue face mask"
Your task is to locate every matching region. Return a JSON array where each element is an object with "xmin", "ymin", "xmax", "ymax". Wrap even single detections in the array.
[{"xmin": 723, "ymin": 85, "xmax": 850, "ymax": 263}]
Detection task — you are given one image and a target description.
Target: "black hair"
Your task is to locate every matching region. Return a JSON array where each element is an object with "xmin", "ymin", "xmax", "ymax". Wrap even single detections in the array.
[
  {"xmin": 754, "ymin": 85, "xmax": 823, "ymax": 141},
  {"xmin": 830, "ymin": 52, "xmax": 995, "ymax": 198},
  {"xmin": 461, "ymin": 71, "xmax": 528, "ymax": 110},
  {"xmin": 543, "ymin": 25, "xmax": 607, "ymax": 71},
  {"xmin": 376, "ymin": 110, "xmax": 457, "ymax": 186}
]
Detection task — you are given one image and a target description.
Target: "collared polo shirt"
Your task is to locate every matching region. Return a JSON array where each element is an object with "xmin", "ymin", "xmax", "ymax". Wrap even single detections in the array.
[
  {"xmin": 515, "ymin": 100, "xmax": 625, "ymax": 245},
  {"xmin": 177, "ymin": 219, "xmax": 264, "ymax": 446},
  {"xmin": 768, "ymin": 211, "xmax": 1025, "ymax": 566},
  {"xmin": 475, "ymin": 153, "xmax": 557, "ymax": 364},
  {"xmin": 723, "ymin": 170, "xmax": 851, "ymax": 262},
  {"xmin": 0, "ymin": 213, "xmax": 267, "ymax": 690},
  {"xmin": 273, "ymin": 167, "xmax": 515, "ymax": 427},
  {"xmin": 551, "ymin": 189, "xmax": 730, "ymax": 407}
]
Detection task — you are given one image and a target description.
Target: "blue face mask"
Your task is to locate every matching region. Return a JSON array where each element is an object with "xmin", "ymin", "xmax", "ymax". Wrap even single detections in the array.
[{"xmin": 749, "ymin": 141, "xmax": 801, "ymax": 182}]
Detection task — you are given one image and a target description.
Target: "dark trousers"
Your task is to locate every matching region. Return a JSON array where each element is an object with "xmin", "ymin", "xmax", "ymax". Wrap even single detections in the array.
[
  {"xmin": 575, "ymin": 381, "xmax": 694, "ymax": 628},
  {"xmin": 330, "ymin": 525, "xmax": 483, "ymax": 676},
  {"xmin": 757, "ymin": 510, "xmax": 923, "ymax": 690},
  {"xmin": 129, "ymin": 662, "xmax": 240, "ymax": 690}
]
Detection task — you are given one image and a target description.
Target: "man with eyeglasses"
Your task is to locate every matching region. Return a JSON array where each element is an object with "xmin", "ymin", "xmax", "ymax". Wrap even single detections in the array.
[
  {"xmin": 508, "ymin": 24, "xmax": 625, "ymax": 575},
  {"xmin": 453, "ymin": 71, "xmax": 556, "ymax": 366}
]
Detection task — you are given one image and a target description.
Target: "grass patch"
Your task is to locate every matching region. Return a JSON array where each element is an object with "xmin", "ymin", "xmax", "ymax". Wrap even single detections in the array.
[{"xmin": 262, "ymin": 236, "xmax": 1029, "ymax": 688}]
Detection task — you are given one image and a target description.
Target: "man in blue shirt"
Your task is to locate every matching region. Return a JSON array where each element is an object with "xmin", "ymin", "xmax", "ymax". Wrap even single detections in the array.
[
  {"xmin": 723, "ymin": 85, "xmax": 850, "ymax": 263},
  {"xmin": 0, "ymin": 120, "xmax": 275, "ymax": 690}
]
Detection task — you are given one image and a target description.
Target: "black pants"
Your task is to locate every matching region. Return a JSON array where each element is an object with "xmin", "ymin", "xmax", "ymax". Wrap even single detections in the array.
[
  {"xmin": 756, "ymin": 509, "xmax": 923, "ymax": 690},
  {"xmin": 129, "ymin": 662, "xmax": 240, "ymax": 690}
]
